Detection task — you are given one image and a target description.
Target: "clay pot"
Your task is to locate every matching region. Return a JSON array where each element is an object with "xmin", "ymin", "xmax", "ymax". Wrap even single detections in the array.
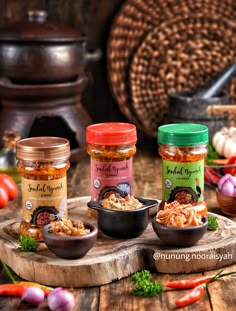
[
  {"xmin": 42, "ymin": 221, "xmax": 98, "ymax": 259},
  {"xmin": 87, "ymin": 197, "xmax": 158, "ymax": 239},
  {"xmin": 0, "ymin": 10, "xmax": 101, "ymax": 84}
]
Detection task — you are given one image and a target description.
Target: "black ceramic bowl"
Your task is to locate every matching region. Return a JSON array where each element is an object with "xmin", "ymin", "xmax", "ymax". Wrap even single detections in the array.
[
  {"xmin": 42, "ymin": 221, "xmax": 98, "ymax": 259},
  {"xmin": 87, "ymin": 197, "xmax": 158, "ymax": 239},
  {"xmin": 152, "ymin": 216, "xmax": 208, "ymax": 247}
]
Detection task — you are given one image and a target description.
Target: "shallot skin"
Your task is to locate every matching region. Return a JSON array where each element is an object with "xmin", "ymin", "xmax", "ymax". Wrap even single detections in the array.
[
  {"xmin": 20, "ymin": 286, "xmax": 45, "ymax": 307},
  {"xmin": 48, "ymin": 287, "xmax": 75, "ymax": 311},
  {"xmin": 218, "ymin": 174, "xmax": 236, "ymax": 196}
]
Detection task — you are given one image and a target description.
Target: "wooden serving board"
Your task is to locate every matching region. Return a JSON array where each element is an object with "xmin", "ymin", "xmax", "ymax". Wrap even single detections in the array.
[{"xmin": 0, "ymin": 197, "xmax": 235, "ymax": 288}]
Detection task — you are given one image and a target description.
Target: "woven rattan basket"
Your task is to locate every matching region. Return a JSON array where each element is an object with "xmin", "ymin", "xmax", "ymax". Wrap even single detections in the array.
[
  {"xmin": 107, "ymin": 0, "xmax": 236, "ymax": 136},
  {"xmin": 130, "ymin": 14, "xmax": 236, "ymax": 136}
]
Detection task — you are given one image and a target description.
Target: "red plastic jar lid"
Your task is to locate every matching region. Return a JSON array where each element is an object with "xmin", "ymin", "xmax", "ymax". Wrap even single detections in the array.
[{"xmin": 86, "ymin": 122, "xmax": 137, "ymax": 145}]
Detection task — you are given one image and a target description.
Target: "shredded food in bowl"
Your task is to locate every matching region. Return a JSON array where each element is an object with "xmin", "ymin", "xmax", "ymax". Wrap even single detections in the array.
[
  {"xmin": 156, "ymin": 201, "xmax": 204, "ymax": 228},
  {"xmin": 49, "ymin": 219, "xmax": 90, "ymax": 236},
  {"xmin": 101, "ymin": 193, "xmax": 143, "ymax": 210}
]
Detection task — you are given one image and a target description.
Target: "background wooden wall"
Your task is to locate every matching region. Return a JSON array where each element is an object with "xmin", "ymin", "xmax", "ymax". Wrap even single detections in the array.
[{"xmin": 0, "ymin": 0, "xmax": 157, "ymax": 152}]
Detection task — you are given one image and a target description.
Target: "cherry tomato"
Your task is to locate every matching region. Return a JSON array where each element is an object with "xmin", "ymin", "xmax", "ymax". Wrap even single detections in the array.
[
  {"xmin": 0, "ymin": 174, "xmax": 18, "ymax": 200},
  {"xmin": 0, "ymin": 181, "xmax": 9, "ymax": 208}
]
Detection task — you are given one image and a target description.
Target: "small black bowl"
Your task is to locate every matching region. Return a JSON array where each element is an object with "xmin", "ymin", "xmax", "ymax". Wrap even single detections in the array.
[
  {"xmin": 42, "ymin": 221, "xmax": 98, "ymax": 259},
  {"xmin": 87, "ymin": 197, "xmax": 158, "ymax": 239},
  {"xmin": 152, "ymin": 216, "xmax": 208, "ymax": 247}
]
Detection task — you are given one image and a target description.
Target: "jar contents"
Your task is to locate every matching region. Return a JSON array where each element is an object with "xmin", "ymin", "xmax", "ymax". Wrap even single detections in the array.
[
  {"xmin": 101, "ymin": 193, "xmax": 143, "ymax": 210},
  {"xmin": 0, "ymin": 130, "xmax": 21, "ymax": 183},
  {"xmin": 86, "ymin": 122, "xmax": 137, "ymax": 216},
  {"xmin": 16, "ymin": 137, "xmax": 70, "ymax": 241},
  {"xmin": 49, "ymin": 219, "xmax": 90, "ymax": 236},
  {"xmin": 155, "ymin": 201, "xmax": 206, "ymax": 227},
  {"xmin": 158, "ymin": 123, "xmax": 208, "ymax": 204}
]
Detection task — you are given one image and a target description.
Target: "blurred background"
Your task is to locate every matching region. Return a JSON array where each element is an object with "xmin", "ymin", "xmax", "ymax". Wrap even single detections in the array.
[{"xmin": 0, "ymin": 0, "xmax": 235, "ymax": 159}]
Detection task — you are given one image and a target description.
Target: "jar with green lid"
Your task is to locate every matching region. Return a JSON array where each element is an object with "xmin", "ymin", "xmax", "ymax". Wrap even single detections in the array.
[
  {"xmin": 86, "ymin": 122, "xmax": 137, "ymax": 205},
  {"xmin": 158, "ymin": 123, "xmax": 208, "ymax": 204},
  {"xmin": 16, "ymin": 137, "xmax": 70, "ymax": 241}
]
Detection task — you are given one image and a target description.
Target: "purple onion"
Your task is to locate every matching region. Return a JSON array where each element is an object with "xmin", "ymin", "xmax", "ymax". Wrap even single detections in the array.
[
  {"xmin": 48, "ymin": 287, "xmax": 75, "ymax": 311},
  {"xmin": 20, "ymin": 286, "xmax": 45, "ymax": 307},
  {"xmin": 218, "ymin": 174, "xmax": 236, "ymax": 196}
]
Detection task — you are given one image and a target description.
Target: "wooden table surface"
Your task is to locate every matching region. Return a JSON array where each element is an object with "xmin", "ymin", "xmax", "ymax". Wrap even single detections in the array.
[{"xmin": 0, "ymin": 150, "xmax": 235, "ymax": 311}]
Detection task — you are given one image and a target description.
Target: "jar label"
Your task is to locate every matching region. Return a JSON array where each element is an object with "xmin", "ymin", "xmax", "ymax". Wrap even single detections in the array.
[
  {"xmin": 162, "ymin": 159, "xmax": 204, "ymax": 203},
  {"xmin": 21, "ymin": 176, "xmax": 68, "ymax": 225},
  {"xmin": 90, "ymin": 159, "xmax": 133, "ymax": 200}
]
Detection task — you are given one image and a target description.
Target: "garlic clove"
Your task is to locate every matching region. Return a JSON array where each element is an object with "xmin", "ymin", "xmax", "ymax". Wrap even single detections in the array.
[
  {"xmin": 223, "ymin": 138, "xmax": 236, "ymax": 158},
  {"xmin": 212, "ymin": 133, "xmax": 226, "ymax": 156}
]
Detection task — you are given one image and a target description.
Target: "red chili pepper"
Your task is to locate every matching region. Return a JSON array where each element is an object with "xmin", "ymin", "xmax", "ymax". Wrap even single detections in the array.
[
  {"xmin": 166, "ymin": 274, "xmax": 212, "ymax": 289},
  {"xmin": 204, "ymin": 165, "xmax": 221, "ymax": 187},
  {"xmin": 0, "ymin": 282, "xmax": 52, "ymax": 296},
  {"xmin": 0, "ymin": 283, "xmax": 28, "ymax": 296},
  {"xmin": 18, "ymin": 281, "xmax": 52, "ymax": 296},
  {"xmin": 223, "ymin": 156, "xmax": 236, "ymax": 175},
  {"xmin": 175, "ymin": 284, "xmax": 206, "ymax": 307},
  {"xmin": 175, "ymin": 270, "xmax": 236, "ymax": 307}
]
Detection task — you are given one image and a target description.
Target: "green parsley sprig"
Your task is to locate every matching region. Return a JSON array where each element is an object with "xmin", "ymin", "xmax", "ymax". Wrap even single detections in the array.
[
  {"xmin": 131, "ymin": 269, "xmax": 163, "ymax": 297},
  {"xmin": 18, "ymin": 235, "xmax": 39, "ymax": 252},
  {"xmin": 208, "ymin": 216, "xmax": 219, "ymax": 231}
]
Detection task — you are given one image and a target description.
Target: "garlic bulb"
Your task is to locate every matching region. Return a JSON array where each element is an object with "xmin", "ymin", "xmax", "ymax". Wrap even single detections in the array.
[{"xmin": 212, "ymin": 127, "xmax": 236, "ymax": 158}]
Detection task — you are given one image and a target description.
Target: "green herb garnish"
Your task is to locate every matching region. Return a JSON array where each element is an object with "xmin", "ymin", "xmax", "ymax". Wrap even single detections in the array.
[
  {"xmin": 18, "ymin": 235, "xmax": 39, "ymax": 252},
  {"xmin": 208, "ymin": 216, "xmax": 219, "ymax": 231},
  {"xmin": 131, "ymin": 269, "xmax": 163, "ymax": 297}
]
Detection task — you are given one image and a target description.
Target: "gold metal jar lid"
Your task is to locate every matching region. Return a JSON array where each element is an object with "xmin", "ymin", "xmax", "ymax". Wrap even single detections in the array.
[{"xmin": 16, "ymin": 137, "xmax": 70, "ymax": 161}]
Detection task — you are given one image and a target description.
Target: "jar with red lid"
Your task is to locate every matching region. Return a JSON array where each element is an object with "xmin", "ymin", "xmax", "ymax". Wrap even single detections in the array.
[{"xmin": 86, "ymin": 122, "xmax": 137, "ymax": 211}]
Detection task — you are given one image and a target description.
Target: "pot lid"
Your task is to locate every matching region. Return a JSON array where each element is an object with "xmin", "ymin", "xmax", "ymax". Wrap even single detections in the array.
[{"xmin": 0, "ymin": 10, "xmax": 83, "ymax": 42}]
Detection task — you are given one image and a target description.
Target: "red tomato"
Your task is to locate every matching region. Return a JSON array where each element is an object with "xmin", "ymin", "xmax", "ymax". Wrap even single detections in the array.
[
  {"xmin": 0, "ymin": 174, "xmax": 18, "ymax": 200},
  {"xmin": 0, "ymin": 181, "xmax": 9, "ymax": 208}
]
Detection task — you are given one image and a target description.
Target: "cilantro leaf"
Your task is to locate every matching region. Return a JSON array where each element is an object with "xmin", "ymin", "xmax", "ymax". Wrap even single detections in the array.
[
  {"xmin": 208, "ymin": 216, "xmax": 219, "ymax": 231},
  {"xmin": 131, "ymin": 270, "xmax": 163, "ymax": 297},
  {"xmin": 18, "ymin": 235, "xmax": 39, "ymax": 252}
]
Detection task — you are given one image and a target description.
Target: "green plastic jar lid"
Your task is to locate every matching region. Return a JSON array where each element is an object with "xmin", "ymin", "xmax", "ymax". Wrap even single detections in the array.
[{"xmin": 158, "ymin": 123, "xmax": 208, "ymax": 146}]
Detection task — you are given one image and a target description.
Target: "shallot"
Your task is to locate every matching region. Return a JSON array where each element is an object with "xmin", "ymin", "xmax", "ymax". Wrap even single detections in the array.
[
  {"xmin": 48, "ymin": 287, "xmax": 75, "ymax": 311},
  {"xmin": 20, "ymin": 286, "xmax": 45, "ymax": 307},
  {"xmin": 218, "ymin": 174, "xmax": 236, "ymax": 196}
]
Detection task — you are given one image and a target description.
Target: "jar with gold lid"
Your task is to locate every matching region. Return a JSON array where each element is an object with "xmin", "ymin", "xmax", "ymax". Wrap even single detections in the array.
[{"xmin": 16, "ymin": 137, "xmax": 70, "ymax": 241}]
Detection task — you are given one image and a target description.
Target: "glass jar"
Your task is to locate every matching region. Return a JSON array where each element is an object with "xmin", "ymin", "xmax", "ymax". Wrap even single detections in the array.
[
  {"xmin": 16, "ymin": 137, "xmax": 70, "ymax": 241},
  {"xmin": 158, "ymin": 123, "xmax": 208, "ymax": 204},
  {"xmin": 86, "ymin": 122, "xmax": 137, "ymax": 214},
  {"xmin": 0, "ymin": 130, "xmax": 21, "ymax": 183}
]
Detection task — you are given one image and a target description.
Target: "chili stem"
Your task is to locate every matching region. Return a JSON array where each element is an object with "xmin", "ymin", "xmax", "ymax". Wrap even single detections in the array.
[
  {"xmin": 206, "ymin": 270, "xmax": 236, "ymax": 285},
  {"xmin": 0, "ymin": 260, "xmax": 17, "ymax": 284}
]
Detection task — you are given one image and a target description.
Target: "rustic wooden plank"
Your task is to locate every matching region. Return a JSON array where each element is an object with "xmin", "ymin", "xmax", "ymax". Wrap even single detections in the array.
[
  {"xmin": 205, "ymin": 265, "xmax": 236, "ymax": 311},
  {"xmin": 158, "ymin": 272, "xmax": 212, "ymax": 311},
  {"xmin": 76, "ymin": 287, "xmax": 100, "ymax": 311},
  {"xmin": 99, "ymin": 276, "xmax": 163, "ymax": 311},
  {"xmin": 99, "ymin": 272, "xmax": 212, "ymax": 310}
]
